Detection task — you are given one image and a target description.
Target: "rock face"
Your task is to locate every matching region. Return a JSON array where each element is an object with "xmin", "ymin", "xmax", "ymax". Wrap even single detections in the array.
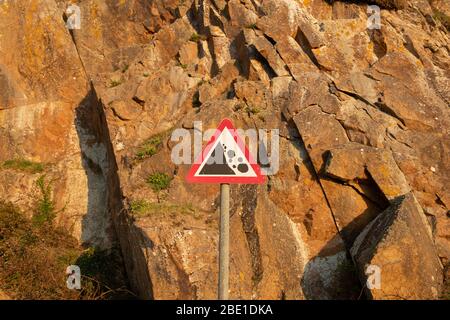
[
  {"xmin": 0, "ymin": 0, "xmax": 449, "ymax": 300},
  {"xmin": 0, "ymin": 0, "xmax": 116, "ymax": 250},
  {"xmin": 351, "ymin": 193, "xmax": 443, "ymax": 299},
  {"xmin": 0, "ymin": 290, "xmax": 9, "ymax": 300}
]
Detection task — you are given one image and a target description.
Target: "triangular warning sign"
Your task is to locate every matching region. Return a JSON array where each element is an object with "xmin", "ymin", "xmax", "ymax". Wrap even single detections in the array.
[{"xmin": 186, "ymin": 119, "xmax": 265, "ymax": 184}]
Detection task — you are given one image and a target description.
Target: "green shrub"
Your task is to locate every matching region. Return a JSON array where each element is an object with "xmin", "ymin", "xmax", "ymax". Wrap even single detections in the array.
[
  {"xmin": 136, "ymin": 135, "xmax": 163, "ymax": 160},
  {"xmin": 32, "ymin": 175, "xmax": 56, "ymax": 226},
  {"xmin": 146, "ymin": 172, "xmax": 172, "ymax": 192},
  {"xmin": 2, "ymin": 159, "xmax": 44, "ymax": 173},
  {"xmin": 130, "ymin": 199, "xmax": 152, "ymax": 214}
]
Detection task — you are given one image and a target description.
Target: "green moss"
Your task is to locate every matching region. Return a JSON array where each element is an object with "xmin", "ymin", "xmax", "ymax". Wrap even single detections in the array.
[
  {"xmin": 136, "ymin": 134, "xmax": 164, "ymax": 160},
  {"xmin": 2, "ymin": 159, "xmax": 44, "ymax": 173},
  {"xmin": 245, "ymin": 23, "xmax": 257, "ymax": 29},
  {"xmin": 146, "ymin": 172, "xmax": 172, "ymax": 192},
  {"xmin": 246, "ymin": 105, "xmax": 260, "ymax": 115},
  {"xmin": 130, "ymin": 199, "xmax": 195, "ymax": 217},
  {"xmin": 189, "ymin": 32, "xmax": 207, "ymax": 42},
  {"xmin": 109, "ymin": 80, "xmax": 122, "ymax": 88}
]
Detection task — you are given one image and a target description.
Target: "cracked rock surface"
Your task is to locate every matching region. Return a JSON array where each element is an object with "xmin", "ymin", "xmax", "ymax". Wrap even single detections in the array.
[{"xmin": 0, "ymin": 0, "xmax": 449, "ymax": 299}]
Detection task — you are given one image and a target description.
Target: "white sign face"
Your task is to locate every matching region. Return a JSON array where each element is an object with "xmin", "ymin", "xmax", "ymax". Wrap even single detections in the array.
[
  {"xmin": 194, "ymin": 127, "xmax": 257, "ymax": 178},
  {"xmin": 186, "ymin": 119, "xmax": 265, "ymax": 184}
]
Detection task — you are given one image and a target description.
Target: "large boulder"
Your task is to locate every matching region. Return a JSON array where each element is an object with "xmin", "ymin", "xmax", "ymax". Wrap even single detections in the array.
[{"xmin": 351, "ymin": 193, "xmax": 443, "ymax": 299}]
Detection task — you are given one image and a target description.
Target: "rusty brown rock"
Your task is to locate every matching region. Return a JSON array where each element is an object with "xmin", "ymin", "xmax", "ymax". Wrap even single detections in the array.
[
  {"xmin": 325, "ymin": 143, "xmax": 411, "ymax": 200},
  {"xmin": 351, "ymin": 193, "xmax": 443, "ymax": 299},
  {"xmin": 110, "ymin": 100, "xmax": 143, "ymax": 121},
  {"xmin": 1, "ymin": 0, "xmax": 449, "ymax": 301},
  {"xmin": 252, "ymin": 35, "xmax": 290, "ymax": 77}
]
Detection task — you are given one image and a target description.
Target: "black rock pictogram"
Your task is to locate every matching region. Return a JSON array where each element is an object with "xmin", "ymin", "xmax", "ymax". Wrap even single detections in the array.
[{"xmin": 199, "ymin": 143, "xmax": 235, "ymax": 175}]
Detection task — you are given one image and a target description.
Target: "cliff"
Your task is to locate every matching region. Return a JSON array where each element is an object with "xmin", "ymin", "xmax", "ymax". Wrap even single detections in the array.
[{"xmin": 0, "ymin": 0, "xmax": 449, "ymax": 300}]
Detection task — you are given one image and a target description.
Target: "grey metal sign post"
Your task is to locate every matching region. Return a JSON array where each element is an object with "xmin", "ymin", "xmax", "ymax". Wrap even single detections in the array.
[
  {"xmin": 218, "ymin": 183, "xmax": 230, "ymax": 300},
  {"xmin": 185, "ymin": 119, "xmax": 265, "ymax": 300}
]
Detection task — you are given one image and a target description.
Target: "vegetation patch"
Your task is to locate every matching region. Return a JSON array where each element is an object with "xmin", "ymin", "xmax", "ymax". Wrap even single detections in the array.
[
  {"xmin": 433, "ymin": 9, "xmax": 450, "ymax": 31},
  {"xmin": 0, "ymin": 202, "xmax": 78, "ymax": 299},
  {"xmin": 135, "ymin": 133, "xmax": 166, "ymax": 160},
  {"xmin": 32, "ymin": 175, "xmax": 56, "ymax": 226},
  {"xmin": 75, "ymin": 247, "xmax": 131, "ymax": 299},
  {"xmin": 146, "ymin": 172, "xmax": 172, "ymax": 192},
  {"xmin": 245, "ymin": 105, "xmax": 261, "ymax": 115},
  {"xmin": 109, "ymin": 79, "xmax": 122, "ymax": 88},
  {"xmin": 0, "ymin": 202, "xmax": 131, "ymax": 300},
  {"xmin": 130, "ymin": 199, "xmax": 196, "ymax": 218},
  {"xmin": 189, "ymin": 32, "xmax": 207, "ymax": 42},
  {"xmin": 130, "ymin": 199, "xmax": 152, "ymax": 215},
  {"xmin": 2, "ymin": 159, "xmax": 44, "ymax": 174},
  {"xmin": 0, "ymin": 176, "xmax": 131, "ymax": 299}
]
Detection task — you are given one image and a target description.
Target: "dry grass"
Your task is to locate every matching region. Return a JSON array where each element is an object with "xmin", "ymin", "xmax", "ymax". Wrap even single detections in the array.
[
  {"xmin": 130, "ymin": 199, "xmax": 196, "ymax": 218},
  {"xmin": 0, "ymin": 202, "xmax": 132, "ymax": 300},
  {"xmin": 0, "ymin": 202, "xmax": 80, "ymax": 299}
]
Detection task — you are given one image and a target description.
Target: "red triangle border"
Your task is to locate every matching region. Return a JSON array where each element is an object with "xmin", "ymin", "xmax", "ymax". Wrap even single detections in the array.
[{"xmin": 185, "ymin": 118, "xmax": 266, "ymax": 184}]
